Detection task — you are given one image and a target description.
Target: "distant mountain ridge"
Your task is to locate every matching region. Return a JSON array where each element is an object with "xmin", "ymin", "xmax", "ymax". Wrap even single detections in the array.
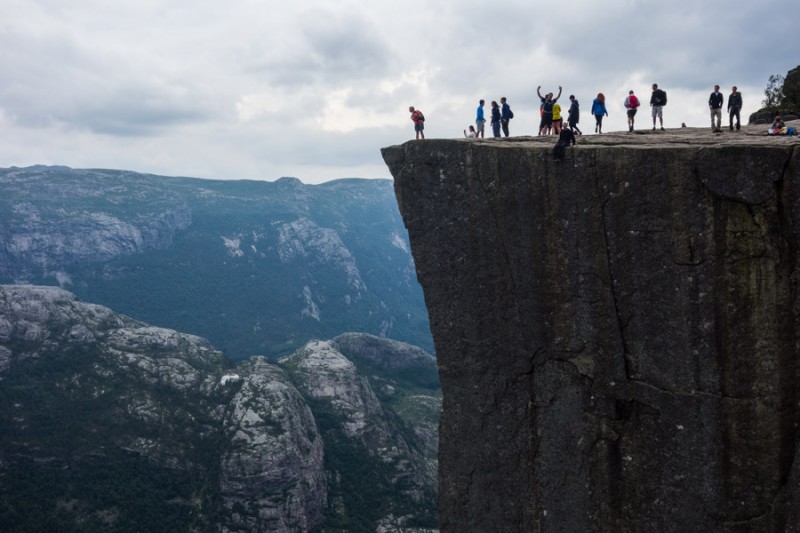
[{"xmin": 0, "ymin": 166, "xmax": 432, "ymax": 359}]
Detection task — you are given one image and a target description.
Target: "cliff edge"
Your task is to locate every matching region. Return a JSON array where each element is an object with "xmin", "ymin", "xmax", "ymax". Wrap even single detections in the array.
[{"xmin": 382, "ymin": 125, "xmax": 800, "ymax": 532}]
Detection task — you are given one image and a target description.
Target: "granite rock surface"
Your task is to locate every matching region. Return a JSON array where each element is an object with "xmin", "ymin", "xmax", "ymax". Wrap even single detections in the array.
[{"xmin": 383, "ymin": 123, "xmax": 800, "ymax": 532}]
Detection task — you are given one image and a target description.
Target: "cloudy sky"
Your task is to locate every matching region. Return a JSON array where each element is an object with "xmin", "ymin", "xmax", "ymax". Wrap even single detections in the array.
[{"xmin": 1, "ymin": 0, "xmax": 797, "ymax": 184}]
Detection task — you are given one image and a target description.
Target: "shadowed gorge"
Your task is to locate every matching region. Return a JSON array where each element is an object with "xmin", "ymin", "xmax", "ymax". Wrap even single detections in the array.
[{"xmin": 382, "ymin": 127, "xmax": 800, "ymax": 532}]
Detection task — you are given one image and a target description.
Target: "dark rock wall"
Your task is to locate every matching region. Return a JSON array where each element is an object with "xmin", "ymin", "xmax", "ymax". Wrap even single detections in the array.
[{"xmin": 382, "ymin": 134, "xmax": 800, "ymax": 532}]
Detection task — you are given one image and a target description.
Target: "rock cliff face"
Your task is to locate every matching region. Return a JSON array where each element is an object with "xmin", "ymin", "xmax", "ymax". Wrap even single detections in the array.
[{"xmin": 383, "ymin": 125, "xmax": 800, "ymax": 532}]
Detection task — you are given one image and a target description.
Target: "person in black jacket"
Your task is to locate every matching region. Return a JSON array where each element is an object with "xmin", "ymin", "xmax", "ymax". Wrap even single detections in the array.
[
  {"xmin": 500, "ymin": 97, "xmax": 512, "ymax": 137},
  {"xmin": 538, "ymin": 85, "xmax": 562, "ymax": 135},
  {"xmin": 490, "ymin": 100, "xmax": 502, "ymax": 138},
  {"xmin": 567, "ymin": 95, "xmax": 582, "ymax": 135},
  {"xmin": 650, "ymin": 83, "xmax": 666, "ymax": 131},
  {"xmin": 728, "ymin": 86, "xmax": 743, "ymax": 131},
  {"xmin": 708, "ymin": 85, "xmax": 724, "ymax": 132},
  {"xmin": 552, "ymin": 125, "xmax": 576, "ymax": 161}
]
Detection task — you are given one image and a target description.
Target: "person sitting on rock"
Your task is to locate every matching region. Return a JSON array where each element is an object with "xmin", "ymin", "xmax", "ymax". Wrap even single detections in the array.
[
  {"xmin": 769, "ymin": 115, "xmax": 785, "ymax": 135},
  {"xmin": 552, "ymin": 125, "xmax": 576, "ymax": 161}
]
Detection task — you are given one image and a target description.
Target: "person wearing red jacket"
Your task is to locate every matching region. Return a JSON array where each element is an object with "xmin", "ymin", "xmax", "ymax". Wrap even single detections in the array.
[{"xmin": 409, "ymin": 106, "xmax": 425, "ymax": 139}]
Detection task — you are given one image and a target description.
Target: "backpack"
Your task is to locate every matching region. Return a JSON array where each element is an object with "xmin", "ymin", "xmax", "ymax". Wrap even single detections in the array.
[
  {"xmin": 627, "ymin": 94, "xmax": 639, "ymax": 108},
  {"xmin": 418, "ymin": 111, "xmax": 425, "ymax": 122},
  {"xmin": 660, "ymin": 90, "xmax": 667, "ymax": 106},
  {"xmin": 508, "ymin": 109, "xmax": 514, "ymax": 119}
]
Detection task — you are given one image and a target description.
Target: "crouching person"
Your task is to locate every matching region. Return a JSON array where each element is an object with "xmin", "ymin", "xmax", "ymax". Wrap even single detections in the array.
[{"xmin": 553, "ymin": 125, "xmax": 576, "ymax": 161}]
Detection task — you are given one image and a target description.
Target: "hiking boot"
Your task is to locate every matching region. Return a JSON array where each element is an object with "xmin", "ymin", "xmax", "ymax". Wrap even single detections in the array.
[
  {"xmin": 660, "ymin": 127, "xmax": 665, "ymax": 131},
  {"xmin": 652, "ymin": 127, "xmax": 656, "ymax": 131}
]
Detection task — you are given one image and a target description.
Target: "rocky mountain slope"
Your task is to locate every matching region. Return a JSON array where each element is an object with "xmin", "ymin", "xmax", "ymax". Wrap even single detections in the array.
[
  {"xmin": 0, "ymin": 284, "xmax": 440, "ymax": 532},
  {"xmin": 0, "ymin": 166, "xmax": 432, "ymax": 358},
  {"xmin": 384, "ymin": 123, "xmax": 800, "ymax": 532}
]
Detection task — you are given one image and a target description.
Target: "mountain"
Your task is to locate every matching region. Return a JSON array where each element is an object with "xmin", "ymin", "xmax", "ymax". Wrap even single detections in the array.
[
  {"xmin": 0, "ymin": 284, "xmax": 440, "ymax": 532},
  {"xmin": 0, "ymin": 166, "xmax": 432, "ymax": 359},
  {"xmin": 383, "ymin": 127, "xmax": 800, "ymax": 532}
]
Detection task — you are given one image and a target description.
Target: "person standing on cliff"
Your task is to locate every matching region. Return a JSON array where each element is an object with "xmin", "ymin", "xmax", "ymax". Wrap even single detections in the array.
[
  {"xmin": 409, "ymin": 106, "xmax": 425, "ymax": 140},
  {"xmin": 709, "ymin": 85, "xmax": 724, "ymax": 132},
  {"xmin": 728, "ymin": 86, "xmax": 742, "ymax": 131},
  {"xmin": 567, "ymin": 95, "xmax": 582, "ymax": 135},
  {"xmin": 624, "ymin": 90, "xmax": 640, "ymax": 132},
  {"xmin": 476, "ymin": 99, "xmax": 486, "ymax": 138},
  {"xmin": 552, "ymin": 102, "xmax": 563, "ymax": 135},
  {"xmin": 538, "ymin": 85, "xmax": 562, "ymax": 135},
  {"xmin": 500, "ymin": 97, "xmax": 513, "ymax": 137},
  {"xmin": 490, "ymin": 100, "xmax": 501, "ymax": 138},
  {"xmin": 650, "ymin": 83, "xmax": 667, "ymax": 131},
  {"xmin": 591, "ymin": 93, "xmax": 608, "ymax": 134}
]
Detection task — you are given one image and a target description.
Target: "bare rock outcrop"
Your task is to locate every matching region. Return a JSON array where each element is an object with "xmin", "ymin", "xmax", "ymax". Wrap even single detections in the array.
[
  {"xmin": 220, "ymin": 358, "xmax": 326, "ymax": 532},
  {"xmin": 280, "ymin": 338, "xmax": 438, "ymax": 502},
  {"xmin": 0, "ymin": 284, "xmax": 324, "ymax": 532},
  {"xmin": 0, "ymin": 285, "xmax": 438, "ymax": 531},
  {"xmin": 383, "ymin": 124, "xmax": 800, "ymax": 532}
]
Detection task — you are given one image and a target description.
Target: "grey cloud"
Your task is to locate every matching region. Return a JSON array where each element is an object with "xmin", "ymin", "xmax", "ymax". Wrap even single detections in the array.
[
  {"xmin": 242, "ymin": 8, "xmax": 392, "ymax": 88},
  {"xmin": 1, "ymin": 0, "xmax": 799, "ymax": 185},
  {"xmin": 65, "ymin": 97, "xmax": 209, "ymax": 136},
  {"xmin": 302, "ymin": 12, "xmax": 390, "ymax": 74},
  {"xmin": 1, "ymin": 22, "xmax": 215, "ymax": 136},
  {"xmin": 5, "ymin": 76, "xmax": 212, "ymax": 135}
]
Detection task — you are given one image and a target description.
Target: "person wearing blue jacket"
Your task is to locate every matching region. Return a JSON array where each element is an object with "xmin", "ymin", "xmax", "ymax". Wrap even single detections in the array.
[
  {"xmin": 591, "ymin": 93, "xmax": 608, "ymax": 134},
  {"xmin": 500, "ymin": 97, "xmax": 513, "ymax": 137},
  {"xmin": 476, "ymin": 99, "xmax": 486, "ymax": 138}
]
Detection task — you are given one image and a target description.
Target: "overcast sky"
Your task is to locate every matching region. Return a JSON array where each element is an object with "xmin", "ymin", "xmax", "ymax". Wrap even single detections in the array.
[{"xmin": 1, "ymin": 0, "xmax": 797, "ymax": 184}]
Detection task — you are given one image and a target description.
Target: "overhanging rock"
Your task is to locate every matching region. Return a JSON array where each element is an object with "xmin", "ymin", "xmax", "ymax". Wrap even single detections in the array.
[{"xmin": 383, "ymin": 127, "xmax": 800, "ymax": 532}]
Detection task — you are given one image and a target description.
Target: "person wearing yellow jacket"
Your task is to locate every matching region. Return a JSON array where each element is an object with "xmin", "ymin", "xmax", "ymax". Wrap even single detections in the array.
[{"xmin": 552, "ymin": 103, "xmax": 563, "ymax": 135}]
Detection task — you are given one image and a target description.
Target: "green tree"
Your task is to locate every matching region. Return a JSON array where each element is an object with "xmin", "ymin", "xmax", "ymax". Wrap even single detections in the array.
[
  {"xmin": 762, "ymin": 74, "xmax": 785, "ymax": 109},
  {"xmin": 783, "ymin": 66, "xmax": 800, "ymax": 108}
]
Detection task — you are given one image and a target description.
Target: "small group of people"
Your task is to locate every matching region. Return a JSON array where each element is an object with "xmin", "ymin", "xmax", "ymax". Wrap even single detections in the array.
[
  {"xmin": 538, "ymin": 86, "xmax": 564, "ymax": 135},
  {"xmin": 460, "ymin": 83, "xmax": 669, "ymax": 139},
  {"xmin": 708, "ymin": 85, "xmax": 743, "ymax": 132},
  {"xmin": 467, "ymin": 98, "xmax": 515, "ymax": 138},
  {"xmin": 617, "ymin": 84, "xmax": 667, "ymax": 132},
  {"xmin": 413, "ymin": 82, "xmax": 752, "ymax": 140},
  {"xmin": 471, "ymin": 87, "xmax": 582, "ymax": 138}
]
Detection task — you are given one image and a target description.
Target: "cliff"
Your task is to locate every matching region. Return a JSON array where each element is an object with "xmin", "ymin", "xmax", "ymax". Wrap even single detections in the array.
[{"xmin": 382, "ymin": 125, "xmax": 800, "ymax": 532}]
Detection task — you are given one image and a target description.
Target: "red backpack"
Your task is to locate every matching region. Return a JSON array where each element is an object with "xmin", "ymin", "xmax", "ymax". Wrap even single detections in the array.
[{"xmin": 627, "ymin": 94, "xmax": 640, "ymax": 108}]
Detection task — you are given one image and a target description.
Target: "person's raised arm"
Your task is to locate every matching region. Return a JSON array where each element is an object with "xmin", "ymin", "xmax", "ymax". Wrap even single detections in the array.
[
  {"xmin": 555, "ymin": 86, "xmax": 563, "ymax": 100},
  {"xmin": 537, "ymin": 86, "xmax": 544, "ymax": 99}
]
